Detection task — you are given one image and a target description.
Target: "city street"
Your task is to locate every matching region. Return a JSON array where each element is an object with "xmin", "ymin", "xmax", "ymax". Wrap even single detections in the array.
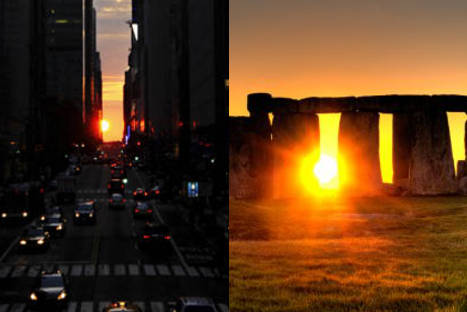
[{"xmin": 0, "ymin": 164, "xmax": 228, "ymax": 311}]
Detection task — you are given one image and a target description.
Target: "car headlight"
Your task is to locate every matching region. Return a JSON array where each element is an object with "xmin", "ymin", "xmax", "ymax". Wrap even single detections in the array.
[
  {"xmin": 22, "ymin": 212, "xmax": 28, "ymax": 217},
  {"xmin": 20, "ymin": 240, "xmax": 27, "ymax": 245},
  {"xmin": 40, "ymin": 216, "xmax": 45, "ymax": 221},
  {"xmin": 89, "ymin": 212, "xmax": 94, "ymax": 218},
  {"xmin": 37, "ymin": 239, "xmax": 44, "ymax": 245},
  {"xmin": 56, "ymin": 224, "xmax": 63, "ymax": 230},
  {"xmin": 1, "ymin": 213, "xmax": 6, "ymax": 218},
  {"xmin": 75, "ymin": 212, "xmax": 80, "ymax": 218},
  {"xmin": 57, "ymin": 290, "xmax": 66, "ymax": 300},
  {"xmin": 30, "ymin": 292, "xmax": 38, "ymax": 301}
]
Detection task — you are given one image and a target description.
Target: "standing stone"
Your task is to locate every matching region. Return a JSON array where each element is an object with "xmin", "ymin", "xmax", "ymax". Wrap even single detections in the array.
[
  {"xmin": 408, "ymin": 110, "xmax": 457, "ymax": 195},
  {"xmin": 338, "ymin": 112, "xmax": 382, "ymax": 195},
  {"xmin": 272, "ymin": 113, "xmax": 320, "ymax": 198},
  {"xmin": 393, "ymin": 113, "xmax": 413, "ymax": 188}
]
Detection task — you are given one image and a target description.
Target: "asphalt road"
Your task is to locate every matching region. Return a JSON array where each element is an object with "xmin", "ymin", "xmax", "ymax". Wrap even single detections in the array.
[{"xmin": 0, "ymin": 164, "xmax": 228, "ymax": 311}]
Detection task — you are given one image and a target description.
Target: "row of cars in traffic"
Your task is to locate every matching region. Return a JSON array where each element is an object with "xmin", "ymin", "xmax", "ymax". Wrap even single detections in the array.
[{"xmin": 29, "ymin": 270, "xmax": 219, "ymax": 311}]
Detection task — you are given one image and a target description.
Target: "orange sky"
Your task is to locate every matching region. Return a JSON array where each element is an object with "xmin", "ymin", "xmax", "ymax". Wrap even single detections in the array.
[
  {"xmin": 231, "ymin": 0, "xmax": 467, "ymax": 182},
  {"xmin": 95, "ymin": 0, "xmax": 131, "ymax": 142}
]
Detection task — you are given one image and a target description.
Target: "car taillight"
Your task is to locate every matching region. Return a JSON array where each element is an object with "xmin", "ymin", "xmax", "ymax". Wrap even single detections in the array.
[
  {"xmin": 135, "ymin": 209, "xmax": 140, "ymax": 213},
  {"xmin": 164, "ymin": 235, "xmax": 171, "ymax": 240},
  {"xmin": 121, "ymin": 184, "xmax": 124, "ymax": 189},
  {"xmin": 109, "ymin": 199, "xmax": 113, "ymax": 203},
  {"xmin": 107, "ymin": 184, "xmax": 111, "ymax": 189},
  {"xmin": 122, "ymin": 199, "xmax": 126, "ymax": 203},
  {"xmin": 40, "ymin": 188, "xmax": 44, "ymax": 194},
  {"xmin": 120, "ymin": 170, "xmax": 123, "ymax": 174},
  {"xmin": 155, "ymin": 190, "xmax": 160, "ymax": 194},
  {"xmin": 143, "ymin": 235, "xmax": 150, "ymax": 239},
  {"xmin": 133, "ymin": 192, "xmax": 136, "ymax": 196},
  {"xmin": 148, "ymin": 209, "xmax": 153, "ymax": 213},
  {"xmin": 144, "ymin": 192, "xmax": 148, "ymax": 196}
]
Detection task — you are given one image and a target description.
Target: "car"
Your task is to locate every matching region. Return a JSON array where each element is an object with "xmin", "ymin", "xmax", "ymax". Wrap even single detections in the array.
[
  {"xmin": 73, "ymin": 201, "xmax": 96, "ymax": 224},
  {"xmin": 40, "ymin": 206, "xmax": 63, "ymax": 222},
  {"xmin": 102, "ymin": 301, "xmax": 142, "ymax": 312},
  {"xmin": 28, "ymin": 270, "xmax": 68, "ymax": 309},
  {"xmin": 169, "ymin": 297, "xmax": 219, "ymax": 312},
  {"xmin": 110, "ymin": 166, "xmax": 126, "ymax": 179},
  {"xmin": 0, "ymin": 209, "xmax": 29, "ymax": 222},
  {"xmin": 133, "ymin": 188, "xmax": 148, "ymax": 201},
  {"xmin": 133, "ymin": 201, "xmax": 153, "ymax": 219},
  {"xmin": 71, "ymin": 164, "xmax": 81, "ymax": 176},
  {"xmin": 109, "ymin": 193, "xmax": 126, "ymax": 209},
  {"xmin": 40, "ymin": 214, "xmax": 66, "ymax": 237},
  {"xmin": 137, "ymin": 222, "xmax": 171, "ymax": 251},
  {"xmin": 108, "ymin": 178, "xmax": 125, "ymax": 194},
  {"xmin": 18, "ymin": 226, "xmax": 50, "ymax": 252},
  {"xmin": 148, "ymin": 185, "xmax": 162, "ymax": 199}
]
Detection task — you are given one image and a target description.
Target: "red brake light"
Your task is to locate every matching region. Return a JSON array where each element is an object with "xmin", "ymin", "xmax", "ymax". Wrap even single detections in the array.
[
  {"xmin": 107, "ymin": 184, "xmax": 111, "ymax": 189},
  {"xmin": 109, "ymin": 199, "xmax": 113, "ymax": 203},
  {"xmin": 121, "ymin": 184, "xmax": 124, "ymax": 189},
  {"xmin": 155, "ymin": 190, "xmax": 160, "ymax": 194},
  {"xmin": 122, "ymin": 199, "xmax": 126, "ymax": 203},
  {"xmin": 133, "ymin": 192, "xmax": 136, "ymax": 195},
  {"xmin": 135, "ymin": 209, "xmax": 140, "ymax": 213},
  {"xmin": 148, "ymin": 209, "xmax": 153, "ymax": 213},
  {"xmin": 40, "ymin": 188, "xmax": 44, "ymax": 194},
  {"xmin": 164, "ymin": 235, "xmax": 171, "ymax": 240},
  {"xmin": 143, "ymin": 235, "xmax": 150, "ymax": 239},
  {"xmin": 144, "ymin": 192, "xmax": 148, "ymax": 196},
  {"xmin": 120, "ymin": 170, "xmax": 123, "ymax": 174}
]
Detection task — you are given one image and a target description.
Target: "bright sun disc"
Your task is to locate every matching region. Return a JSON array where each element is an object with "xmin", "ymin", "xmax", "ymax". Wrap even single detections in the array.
[
  {"xmin": 314, "ymin": 155, "xmax": 338, "ymax": 186},
  {"xmin": 101, "ymin": 119, "xmax": 109, "ymax": 132}
]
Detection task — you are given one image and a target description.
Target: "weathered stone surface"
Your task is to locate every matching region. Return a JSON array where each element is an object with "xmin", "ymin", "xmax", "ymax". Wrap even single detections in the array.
[
  {"xmin": 229, "ymin": 116, "xmax": 272, "ymax": 199},
  {"xmin": 458, "ymin": 177, "xmax": 467, "ymax": 195},
  {"xmin": 338, "ymin": 112, "xmax": 382, "ymax": 194},
  {"xmin": 393, "ymin": 112, "xmax": 413, "ymax": 188},
  {"xmin": 272, "ymin": 113, "xmax": 319, "ymax": 198},
  {"xmin": 408, "ymin": 110, "xmax": 457, "ymax": 195}
]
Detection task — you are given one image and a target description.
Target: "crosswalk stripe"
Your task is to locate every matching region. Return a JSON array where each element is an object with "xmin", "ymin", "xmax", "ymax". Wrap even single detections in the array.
[
  {"xmin": 98, "ymin": 301, "xmax": 110, "ymax": 312},
  {"xmin": 171, "ymin": 265, "xmax": 185, "ymax": 276},
  {"xmin": 11, "ymin": 265, "xmax": 26, "ymax": 277},
  {"xmin": 114, "ymin": 264, "xmax": 126, "ymax": 276},
  {"xmin": 0, "ymin": 304, "xmax": 8, "ymax": 312},
  {"xmin": 199, "ymin": 267, "xmax": 214, "ymax": 278},
  {"xmin": 67, "ymin": 301, "xmax": 78, "ymax": 312},
  {"xmin": 80, "ymin": 301, "xmax": 93, "ymax": 312},
  {"xmin": 43, "ymin": 263, "xmax": 55, "ymax": 272},
  {"xmin": 27, "ymin": 264, "xmax": 41, "ymax": 277},
  {"xmin": 71, "ymin": 264, "xmax": 83, "ymax": 276},
  {"xmin": 156, "ymin": 264, "xmax": 170, "ymax": 276},
  {"xmin": 128, "ymin": 264, "xmax": 140, "ymax": 276},
  {"xmin": 218, "ymin": 303, "xmax": 229, "ymax": 312},
  {"xmin": 59, "ymin": 264, "xmax": 70, "ymax": 275},
  {"xmin": 135, "ymin": 301, "xmax": 145, "ymax": 311},
  {"xmin": 9, "ymin": 303, "xmax": 25, "ymax": 312},
  {"xmin": 98, "ymin": 264, "xmax": 110, "ymax": 276},
  {"xmin": 143, "ymin": 264, "xmax": 156, "ymax": 276},
  {"xmin": 186, "ymin": 266, "xmax": 200, "ymax": 277},
  {"xmin": 0, "ymin": 265, "xmax": 12, "ymax": 278},
  {"xmin": 150, "ymin": 302, "xmax": 165, "ymax": 312},
  {"xmin": 84, "ymin": 264, "xmax": 95, "ymax": 276}
]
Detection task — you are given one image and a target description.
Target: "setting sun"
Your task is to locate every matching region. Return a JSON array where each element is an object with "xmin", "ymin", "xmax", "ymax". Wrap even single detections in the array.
[
  {"xmin": 314, "ymin": 155, "xmax": 338, "ymax": 186},
  {"xmin": 101, "ymin": 119, "xmax": 109, "ymax": 133}
]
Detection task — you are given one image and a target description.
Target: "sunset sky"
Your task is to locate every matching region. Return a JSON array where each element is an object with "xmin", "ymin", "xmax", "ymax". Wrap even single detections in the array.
[
  {"xmin": 94, "ymin": 0, "xmax": 131, "ymax": 142},
  {"xmin": 231, "ymin": 0, "xmax": 467, "ymax": 182}
]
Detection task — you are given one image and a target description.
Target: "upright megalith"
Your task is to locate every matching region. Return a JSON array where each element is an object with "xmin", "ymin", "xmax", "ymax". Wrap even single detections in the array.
[
  {"xmin": 338, "ymin": 112, "xmax": 382, "ymax": 194},
  {"xmin": 393, "ymin": 112, "xmax": 413, "ymax": 188},
  {"xmin": 272, "ymin": 112, "xmax": 320, "ymax": 198},
  {"xmin": 408, "ymin": 110, "xmax": 457, "ymax": 195}
]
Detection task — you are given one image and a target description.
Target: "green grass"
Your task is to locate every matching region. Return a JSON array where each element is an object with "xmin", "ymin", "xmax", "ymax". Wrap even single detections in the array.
[{"xmin": 230, "ymin": 196, "xmax": 467, "ymax": 312}]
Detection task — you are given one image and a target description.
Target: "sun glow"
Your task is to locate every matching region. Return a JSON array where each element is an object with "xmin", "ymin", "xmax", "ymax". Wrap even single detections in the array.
[
  {"xmin": 314, "ymin": 155, "xmax": 338, "ymax": 186},
  {"xmin": 101, "ymin": 119, "xmax": 110, "ymax": 133}
]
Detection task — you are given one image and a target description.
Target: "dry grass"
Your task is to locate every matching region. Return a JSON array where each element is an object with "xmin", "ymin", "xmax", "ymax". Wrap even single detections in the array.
[{"xmin": 230, "ymin": 196, "xmax": 467, "ymax": 312}]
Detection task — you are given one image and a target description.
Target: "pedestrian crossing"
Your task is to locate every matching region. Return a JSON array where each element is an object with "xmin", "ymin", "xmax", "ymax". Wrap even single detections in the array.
[
  {"xmin": 0, "ymin": 263, "xmax": 227, "ymax": 279},
  {"xmin": 76, "ymin": 189, "xmax": 132, "ymax": 194},
  {"xmin": 0, "ymin": 300, "xmax": 229, "ymax": 312}
]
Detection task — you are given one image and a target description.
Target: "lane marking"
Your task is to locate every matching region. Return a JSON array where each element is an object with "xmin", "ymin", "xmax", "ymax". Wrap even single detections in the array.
[
  {"xmin": 84, "ymin": 264, "xmax": 95, "ymax": 276},
  {"xmin": 71, "ymin": 264, "xmax": 83, "ymax": 276},
  {"xmin": 11, "ymin": 265, "xmax": 26, "ymax": 277},
  {"xmin": 67, "ymin": 302, "xmax": 78, "ymax": 312},
  {"xmin": 9, "ymin": 303, "xmax": 25, "ymax": 312},
  {"xmin": 80, "ymin": 301, "xmax": 93, "ymax": 312},
  {"xmin": 98, "ymin": 264, "xmax": 110, "ymax": 276},
  {"xmin": 0, "ymin": 236, "xmax": 20, "ymax": 263},
  {"xmin": 27, "ymin": 264, "xmax": 41, "ymax": 277},
  {"xmin": 150, "ymin": 302, "xmax": 165, "ymax": 312},
  {"xmin": 218, "ymin": 303, "xmax": 229, "ymax": 312},
  {"xmin": 171, "ymin": 265, "xmax": 185, "ymax": 276},
  {"xmin": 186, "ymin": 266, "xmax": 200, "ymax": 277},
  {"xmin": 0, "ymin": 265, "xmax": 12, "ymax": 278},
  {"xmin": 114, "ymin": 264, "xmax": 126, "ymax": 276},
  {"xmin": 0, "ymin": 304, "xmax": 9, "ymax": 312},
  {"xmin": 98, "ymin": 302, "xmax": 110, "ymax": 312},
  {"xmin": 58, "ymin": 264, "xmax": 70, "ymax": 275},
  {"xmin": 128, "ymin": 264, "xmax": 140, "ymax": 276},
  {"xmin": 199, "ymin": 266, "xmax": 215, "ymax": 278}
]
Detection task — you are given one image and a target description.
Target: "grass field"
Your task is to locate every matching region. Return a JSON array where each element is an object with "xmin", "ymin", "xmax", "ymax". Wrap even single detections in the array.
[{"xmin": 230, "ymin": 196, "xmax": 467, "ymax": 312}]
